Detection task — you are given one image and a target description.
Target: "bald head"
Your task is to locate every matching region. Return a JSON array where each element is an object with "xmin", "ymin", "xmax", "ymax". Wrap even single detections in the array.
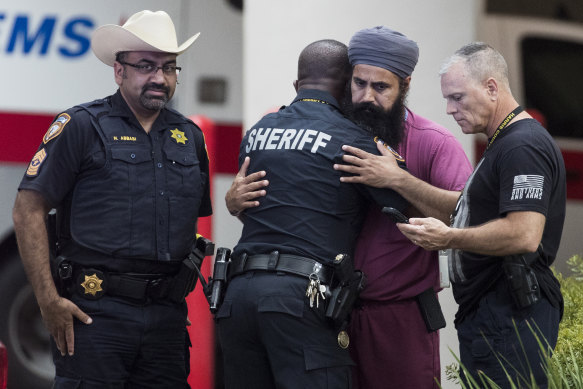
[{"xmin": 296, "ymin": 39, "xmax": 351, "ymax": 101}]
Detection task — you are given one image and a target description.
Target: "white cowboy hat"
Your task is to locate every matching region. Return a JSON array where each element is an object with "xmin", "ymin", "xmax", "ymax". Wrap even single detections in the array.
[{"xmin": 91, "ymin": 10, "xmax": 200, "ymax": 66}]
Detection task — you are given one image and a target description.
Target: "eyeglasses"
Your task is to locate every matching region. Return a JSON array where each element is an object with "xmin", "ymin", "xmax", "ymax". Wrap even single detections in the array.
[{"xmin": 118, "ymin": 61, "xmax": 181, "ymax": 76}]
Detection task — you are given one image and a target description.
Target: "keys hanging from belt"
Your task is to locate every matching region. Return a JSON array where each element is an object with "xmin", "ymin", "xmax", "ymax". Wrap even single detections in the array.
[{"xmin": 305, "ymin": 273, "xmax": 326, "ymax": 308}]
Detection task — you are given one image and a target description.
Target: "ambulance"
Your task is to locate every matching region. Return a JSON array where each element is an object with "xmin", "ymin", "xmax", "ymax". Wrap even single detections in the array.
[
  {"xmin": 0, "ymin": 1, "xmax": 242, "ymax": 388},
  {"xmin": 476, "ymin": 2, "xmax": 583, "ymax": 268}
]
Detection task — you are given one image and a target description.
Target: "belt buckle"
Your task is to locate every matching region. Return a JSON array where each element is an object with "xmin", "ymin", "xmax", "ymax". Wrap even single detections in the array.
[{"xmin": 76, "ymin": 269, "xmax": 107, "ymax": 300}]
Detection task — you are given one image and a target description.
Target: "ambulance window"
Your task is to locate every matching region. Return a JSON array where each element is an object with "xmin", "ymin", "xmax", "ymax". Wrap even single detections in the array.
[{"xmin": 521, "ymin": 37, "xmax": 583, "ymax": 139}]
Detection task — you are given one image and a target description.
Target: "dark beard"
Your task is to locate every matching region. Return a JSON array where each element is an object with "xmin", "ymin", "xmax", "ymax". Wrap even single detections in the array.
[
  {"xmin": 140, "ymin": 83, "xmax": 170, "ymax": 111},
  {"xmin": 342, "ymin": 87, "xmax": 407, "ymax": 149}
]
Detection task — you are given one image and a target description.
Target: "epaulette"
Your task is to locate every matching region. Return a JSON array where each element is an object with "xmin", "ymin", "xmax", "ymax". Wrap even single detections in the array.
[
  {"xmin": 73, "ymin": 97, "xmax": 111, "ymax": 120},
  {"xmin": 165, "ymin": 107, "xmax": 204, "ymax": 133}
]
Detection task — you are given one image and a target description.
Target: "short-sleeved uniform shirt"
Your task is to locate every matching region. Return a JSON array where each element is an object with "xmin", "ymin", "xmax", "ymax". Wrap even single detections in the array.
[
  {"xmin": 450, "ymin": 118, "xmax": 566, "ymax": 323},
  {"xmin": 19, "ymin": 90, "xmax": 212, "ymax": 264},
  {"xmin": 233, "ymin": 89, "xmax": 408, "ymax": 265}
]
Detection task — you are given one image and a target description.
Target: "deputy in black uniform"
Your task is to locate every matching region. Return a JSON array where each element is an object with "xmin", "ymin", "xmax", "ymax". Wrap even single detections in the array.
[
  {"xmin": 12, "ymin": 11, "xmax": 210, "ymax": 388},
  {"xmin": 216, "ymin": 40, "xmax": 408, "ymax": 389}
]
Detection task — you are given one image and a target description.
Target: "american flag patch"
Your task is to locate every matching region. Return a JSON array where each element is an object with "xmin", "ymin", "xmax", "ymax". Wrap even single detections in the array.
[{"xmin": 510, "ymin": 175, "xmax": 544, "ymax": 200}]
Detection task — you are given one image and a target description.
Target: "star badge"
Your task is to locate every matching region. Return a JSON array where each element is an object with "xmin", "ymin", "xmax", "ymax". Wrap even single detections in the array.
[
  {"xmin": 170, "ymin": 128, "xmax": 188, "ymax": 144},
  {"xmin": 81, "ymin": 273, "xmax": 104, "ymax": 296}
]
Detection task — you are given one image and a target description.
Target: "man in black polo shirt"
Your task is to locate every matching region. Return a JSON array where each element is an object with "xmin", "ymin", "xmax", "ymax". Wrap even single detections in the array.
[{"xmin": 216, "ymin": 39, "xmax": 408, "ymax": 388}]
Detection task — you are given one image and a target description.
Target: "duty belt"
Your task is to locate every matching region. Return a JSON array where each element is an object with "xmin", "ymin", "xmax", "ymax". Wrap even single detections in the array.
[
  {"xmin": 74, "ymin": 267, "xmax": 173, "ymax": 302},
  {"xmin": 229, "ymin": 251, "xmax": 333, "ymax": 284}
]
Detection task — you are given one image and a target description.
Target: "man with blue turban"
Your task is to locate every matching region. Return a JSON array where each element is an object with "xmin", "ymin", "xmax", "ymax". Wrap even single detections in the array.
[{"xmin": 335, "ymin": 26, "xmax": 472, "ymax": 388}]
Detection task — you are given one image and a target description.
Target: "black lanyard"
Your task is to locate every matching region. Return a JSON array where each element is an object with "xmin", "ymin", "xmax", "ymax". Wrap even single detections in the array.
[{"xmin": 486, "ymin": 106, "xmax": 524, "ymax": 151}]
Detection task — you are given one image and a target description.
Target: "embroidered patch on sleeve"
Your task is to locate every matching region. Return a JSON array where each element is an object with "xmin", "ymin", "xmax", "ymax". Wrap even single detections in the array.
[
  {"xmin": 26, "ymin": 148, "xmax": 47, "ymax": 177},
  {"xmin": 510, "ymin": 175, "xmax": 544, "ymax": 200},
  {"xmin": 373, "ymin": 136, "xmax": 405, "ymax": 162},
  {"xmin": 43, "ymin": 113, "xmax": 71, "ymax": 144}
]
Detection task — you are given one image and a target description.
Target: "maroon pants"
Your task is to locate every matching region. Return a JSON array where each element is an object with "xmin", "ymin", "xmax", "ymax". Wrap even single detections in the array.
[{"xmin": 349, "ymin": 299, "xmax": 440, "ymax": 389}]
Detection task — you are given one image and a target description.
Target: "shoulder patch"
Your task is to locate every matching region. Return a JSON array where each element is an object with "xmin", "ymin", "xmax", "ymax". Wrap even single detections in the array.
[
  {"xmin": 374, "ymin": 136, "xmax": 405, "ymax": 162},
  {"xmin": 26, "ymin": 148, "xmax": 47, "ymax": 176},
  {"xmin": 43, "ymin": 113, "xmax": 71, "ymax": 144}
]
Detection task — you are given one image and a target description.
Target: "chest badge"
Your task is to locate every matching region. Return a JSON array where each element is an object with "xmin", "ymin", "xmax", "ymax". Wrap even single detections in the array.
[{"xmin": 170, "ymin": 128, "xmax": 188, "ymax": 145}]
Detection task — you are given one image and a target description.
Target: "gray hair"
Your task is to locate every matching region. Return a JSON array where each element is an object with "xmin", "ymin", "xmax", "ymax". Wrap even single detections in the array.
[{"xmin": 439, "ymin": 42, "xmax": 510, "ymax": 90}]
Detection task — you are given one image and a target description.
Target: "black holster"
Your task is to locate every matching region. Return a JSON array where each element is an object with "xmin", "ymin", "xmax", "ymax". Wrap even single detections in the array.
[
  {"xmin": 167, "ymin": 256, "xmax": 200, "ymax": 303},
  {"xmin": 324, "ymin": 254, "xmax": 366, "ymax": 328},
  {"xmin": 415, "ymin": 287, "xmax": 446, "ymax": 332},
  {"xmin": 503, "ymin": 252, "xmax": 540, "ymax": 309},
  {"xmin": 47, "ymin": 209, "xmax": 74, "ymax": 296},
  {"xmin": 208, "ymin": 247, "xmax": 231, "ymax": 313},
  {"xmin": 168, "ymin": 236, "xmax": 215, "ymax": 304},
  {"xmin": 51, "ymin": 255, "xmax": 73, "ymax": 297}
]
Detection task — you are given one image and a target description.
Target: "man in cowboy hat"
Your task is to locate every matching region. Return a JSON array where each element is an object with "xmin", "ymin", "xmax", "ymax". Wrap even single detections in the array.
[{"xmin": 12, "ymin": 10, "xmax": 210, "ymax": 388}]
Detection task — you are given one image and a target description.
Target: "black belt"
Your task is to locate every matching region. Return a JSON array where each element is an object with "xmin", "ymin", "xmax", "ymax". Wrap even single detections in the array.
[
  {"xmin": 73, "ymin": 267, "xmax": 173, "ymax": 302},
  {"xmin": 229, "ymin": 251, "xmax": 333, "ymax": 284},
  {"xmin": 109, "ymin": 273, "xmax": 170, "ymax": 300}
]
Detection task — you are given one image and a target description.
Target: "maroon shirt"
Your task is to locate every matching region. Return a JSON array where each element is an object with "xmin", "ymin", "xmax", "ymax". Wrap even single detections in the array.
[{"xmin": 354, "ymin": 108, "xmax": 472, "ymax": 301}]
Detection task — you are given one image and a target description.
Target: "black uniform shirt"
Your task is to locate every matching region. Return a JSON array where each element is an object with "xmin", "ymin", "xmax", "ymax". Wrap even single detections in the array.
[
  {"xmin": 19, "ymin": 90, "xmax": 212, "ymax": 263},
  {"xmin": 234, "ymin": 89, "xmax": 408, "ymax": 264}
]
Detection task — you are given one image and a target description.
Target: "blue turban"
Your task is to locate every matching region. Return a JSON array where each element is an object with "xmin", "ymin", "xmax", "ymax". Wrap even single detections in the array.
[{"xmin": 348, "ymin": 26, "xmax": 419, "ymax": 79}]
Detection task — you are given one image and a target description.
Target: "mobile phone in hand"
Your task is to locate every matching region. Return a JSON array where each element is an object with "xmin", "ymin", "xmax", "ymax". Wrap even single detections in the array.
[{"xmin": 382, "ymin": 207, "xmax": 409, "ymax": 224}]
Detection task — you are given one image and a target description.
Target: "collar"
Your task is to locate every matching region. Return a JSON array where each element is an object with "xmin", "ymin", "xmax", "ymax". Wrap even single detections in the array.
[
  {"xmin": 109, "ymin": 89, "xmax": 134, "ymax": 118},
  {"xmin": 109, "ymin": 89, "xmax": 180, "ymax": 132},
  {"xmin": 485, "ymin": 105, "xmax": 524, "ymax": 151},
  {"xmin": 291, "ymin": 89, "xmax": 341, "ymax": 111}
]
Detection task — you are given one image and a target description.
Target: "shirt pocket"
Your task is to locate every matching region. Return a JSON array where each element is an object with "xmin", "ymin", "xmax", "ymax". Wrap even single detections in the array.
[
  {"xmin": 110, "ymin": 148, "xmax": 153, "ymax": 193},
  {"xmin": 164, "ymin": 148, "xmax": 202, "ymax": 196}
]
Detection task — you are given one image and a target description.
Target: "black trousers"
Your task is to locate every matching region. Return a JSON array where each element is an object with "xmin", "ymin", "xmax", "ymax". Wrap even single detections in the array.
[
  {"xmin": 216, "ymin": 271, "xmax": 353, "ymax": 389},
  {"xmin": 457, "ymin": 280, "xmax": 560, "ymax": 389},
  {"xmin": 52, "ymin": 294, "xmax": 190, "ymax": 389}
]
